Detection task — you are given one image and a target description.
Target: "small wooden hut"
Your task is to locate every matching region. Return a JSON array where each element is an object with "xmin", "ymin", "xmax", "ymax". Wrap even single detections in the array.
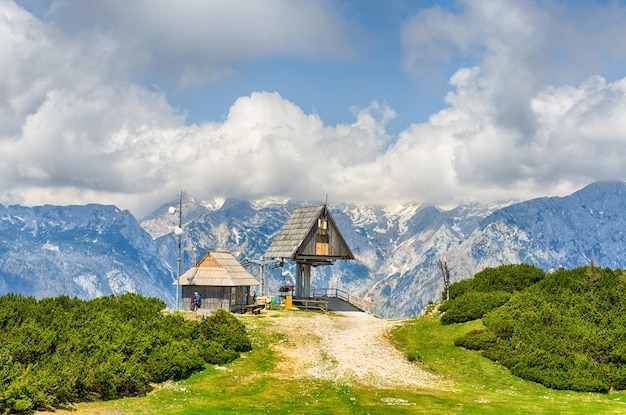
[
  {"xmin": 173, "ymin": 251, "xmax": 259, "ymax": 313},
  {"xmin": 263, "ymin": 204, "xmax": 354, "ymax": 297}
]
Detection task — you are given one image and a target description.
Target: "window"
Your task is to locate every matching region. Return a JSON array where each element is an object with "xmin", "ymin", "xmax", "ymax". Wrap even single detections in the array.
[{"xmin": 316, "ymin": 216, "xmax": 329, "ymax": 255}]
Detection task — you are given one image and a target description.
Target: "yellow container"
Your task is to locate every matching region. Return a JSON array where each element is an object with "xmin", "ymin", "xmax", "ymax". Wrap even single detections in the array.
[{"xmin": 286, "ymin": 295, "xmax": 293, "ymax": 310}]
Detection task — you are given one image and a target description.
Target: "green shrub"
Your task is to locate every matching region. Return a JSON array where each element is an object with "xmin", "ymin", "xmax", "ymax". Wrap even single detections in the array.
[
  {"xmin": 200, "ymin": 308, "xmax": 252, "ymax": 353},
  {"xmin": 202, "ymin": 341, "xmax": 240, "ymax": 365},
  {"xmin": 448, "ymin": 263, "xmax": 545, "ymax": 300},
  {"xmin": 455, "ymin": 266, "xmax": 626, "ymax": 393},
  {"xmin": 447, "ymin": 278, "xmax": 475, "ymax": 300},
  {"xmin": 442, "ymin": 264, "xmax": 544, "ymax": 324},
  {"xmin": 437, "ymin": 300, "xmax": 451, "ymax": 312},
  {"xmin": 454, "ymin": 329, "xmax": 497, "ymax": 350},
  {"xmin": 0, "ymin": 293, "xmax": 252, "ymax": 413},
  {"xmin": 441, "ymin": 291, "xmax": 510, "ymax": 325},
  {"xmin": 147, "ymin": 340, "xmax": 205, "ymax": 382}
]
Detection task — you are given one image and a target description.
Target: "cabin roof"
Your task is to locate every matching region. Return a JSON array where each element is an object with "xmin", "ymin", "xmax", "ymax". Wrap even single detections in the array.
[
  {"xmin": 264, "ymin": 204, "xmax": 325, "ymax": 258},
  {"xmin": 173, "ymin": 251, "xmax": 259, "ymax": 287},
  {"xmin": 263, "ymin": 204, "xmax": 354, "ymax": 260}
]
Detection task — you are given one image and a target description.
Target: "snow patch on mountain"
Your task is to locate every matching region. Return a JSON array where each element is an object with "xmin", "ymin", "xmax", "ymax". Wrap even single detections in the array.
[
  {"xmin": 42, "ymin": 241, "xmax": 60, "ymax": 252},
  {"xmin": 201, "ymin": 197, "xmax": 226, "ymax": 211},
  {"xmin": 392, "ymin": 203, "xmax": 423, "ymax": 235},
  {"xmin": 251, "ymin": 197, "xmax": 290, "ymax": 209},
  {"xmin": 106, "ymin": 270, "xmax": 136, "ymax": 295},
  {"xmin": 74, "ymin": 274, "xmax": 101, "ymax": 297},
  {"xmin": 346, "ymin": 205, "xmax": 385, "ymax": 226}
]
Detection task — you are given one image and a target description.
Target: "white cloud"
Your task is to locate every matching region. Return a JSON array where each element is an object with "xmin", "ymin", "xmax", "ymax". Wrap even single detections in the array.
[
  {"xmin": 46, "ymin": 0, "xmax": 354, "ymax": 87},
  {"xmin": 3, "ymin": 0, "xmax": 626, "ymax": 218},
  {"xmin": 171, "ymin": 93, "xmax": 396, "ymax": 204},
  {"xmin": 394, "ymin": 0, "xmax": 626, "ymax": 202}
]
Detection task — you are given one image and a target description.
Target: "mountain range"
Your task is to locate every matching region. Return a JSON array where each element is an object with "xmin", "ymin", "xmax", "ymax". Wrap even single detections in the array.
[{"xmin": 1, "ymin": 181, "xmax": 625, "ymax": 318}]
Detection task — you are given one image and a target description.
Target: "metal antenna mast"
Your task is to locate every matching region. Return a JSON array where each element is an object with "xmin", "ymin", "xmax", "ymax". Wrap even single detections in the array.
[{"xmin": 169, "ymin": 191, "xmax": 184, "ymax": 310}]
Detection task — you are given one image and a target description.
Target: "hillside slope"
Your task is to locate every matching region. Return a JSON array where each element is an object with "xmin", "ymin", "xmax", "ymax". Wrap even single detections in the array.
[{"xmin": 41, "ymin": 306, "xmax": 626, "ymax": 415}]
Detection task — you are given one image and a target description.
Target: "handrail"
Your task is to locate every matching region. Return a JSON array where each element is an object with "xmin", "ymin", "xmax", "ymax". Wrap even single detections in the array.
[
  {"xmin": 311, "ymin": 288, "xmax": 373, "ymax": 313},
  {"xmin": 291, "ymin": 298, "xmax": 328, "ymax": 312}
]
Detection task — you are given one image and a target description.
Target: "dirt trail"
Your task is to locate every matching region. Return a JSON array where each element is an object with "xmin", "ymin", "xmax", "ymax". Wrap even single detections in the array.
[{"xmin": 255, "ymin": 308, "xmax": 448, "ymax": 390}]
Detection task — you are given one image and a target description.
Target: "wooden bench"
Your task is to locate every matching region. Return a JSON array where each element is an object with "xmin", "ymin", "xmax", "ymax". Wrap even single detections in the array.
[{"xmin": 241, "ymin": 304, "xmax": 265, "ymax": 314}]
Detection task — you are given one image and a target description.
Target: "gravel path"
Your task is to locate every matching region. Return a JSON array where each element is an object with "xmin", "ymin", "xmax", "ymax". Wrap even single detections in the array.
[{"xmin": 260, "ymin": 308, "xmax": 448, "ymax": 390}]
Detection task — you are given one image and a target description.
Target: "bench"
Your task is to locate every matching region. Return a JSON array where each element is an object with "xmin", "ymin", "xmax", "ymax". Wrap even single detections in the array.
[{"xmin": 241, "ymin": 304, "xmax": 265, "ymax": 314}]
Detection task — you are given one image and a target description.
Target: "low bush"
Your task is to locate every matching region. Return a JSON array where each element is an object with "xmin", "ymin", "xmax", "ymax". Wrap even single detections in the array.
[
  {"xmin": 441, "ymin": 291, "xmax": 510, "ymax": 325},
  {"xmin": 0, "ymin": 293, "xmax": 251, "ymax": 413},
  {"xmin": 454, "ymin": 329, "xmax": 497, "ymax": 350},
  {"xmin": 199, "ymin": 308, "xmax": 252, "ymax": 353},
  {"xmin": 441, "ymin": 263, "xmax": 545, "ymax": 325},
  {"xmin": 457, "ymin": 266, "xmax": 626, "ymax": 393},
  {"xmin": 447, "ymin": 263, "xmax": 545, "ymax": 300}
]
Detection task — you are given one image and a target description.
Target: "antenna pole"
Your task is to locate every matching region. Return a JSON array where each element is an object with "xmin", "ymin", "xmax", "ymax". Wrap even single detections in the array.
[{"xmin": 177, "ymin": 191, "xmax": 182, "ymax": 310}]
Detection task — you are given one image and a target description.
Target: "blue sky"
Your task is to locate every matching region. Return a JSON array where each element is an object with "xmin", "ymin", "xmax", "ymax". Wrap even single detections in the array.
[
  {"xmin": 3, "ymin": 0, "xmax": 626, "ymax": 217},
  {"xmin": 142, "ymin": 0, "xmax": 452, "ymax": 131},
  {"xmin": 14, "ymin": 0, "xmax": 457, "ymax": 131}
]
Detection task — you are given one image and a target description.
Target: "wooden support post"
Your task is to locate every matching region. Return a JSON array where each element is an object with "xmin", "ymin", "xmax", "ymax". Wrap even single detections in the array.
[
  {"xmin": 303, "ymin": 263, "xmax": 311, "ymax": 298},
  {"xmin": 295, "ymin": 263, "xmax": 304, "ymax": 298}
]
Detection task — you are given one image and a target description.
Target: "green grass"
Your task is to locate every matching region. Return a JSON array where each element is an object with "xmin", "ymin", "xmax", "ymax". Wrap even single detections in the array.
[
  {"xmin": 61, "ymin": 312, "xmax": 626, "ymax": 415},
  {"xmin": 391, "ymin": 314, "xmax": 626, "ymax": 414}
]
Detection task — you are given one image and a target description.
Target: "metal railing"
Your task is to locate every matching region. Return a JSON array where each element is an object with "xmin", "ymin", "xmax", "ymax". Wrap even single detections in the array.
[
  {"xmin": 311, "ymin": 288, "xmax": 372, "ymax": 313},
  {"xmin": 291, "ymin": 298, "xmax": 328, "ymax": 312}
]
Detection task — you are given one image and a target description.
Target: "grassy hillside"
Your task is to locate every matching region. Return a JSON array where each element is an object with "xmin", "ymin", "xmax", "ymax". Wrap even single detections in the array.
[
  {"xmin": 57, "ymin": 309, "xmax": 626, "ymax": 415},
  {"xmin": 14, "ymin": 263, "xmax": 626, "ymax": 414}
]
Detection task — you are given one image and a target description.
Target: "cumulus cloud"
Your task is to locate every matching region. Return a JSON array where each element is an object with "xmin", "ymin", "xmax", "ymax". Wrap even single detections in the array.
[
  {"xmin": 3, "ymin": 0, "xmax": 626, "ymax": 218},
  {"xmin": 173, "ymin": 93, "xmax": 396, "ymax": 205},
  {"xmin": 0, "ymin": 0, "xmax": 356, "ymax": 215},
  {"xmin": 395, "ymin": 0, "xmax": 626, "ymax": 203},
  {"xmin": 0, "ymin": 1, "xmax": 391, "ymax": 215}
]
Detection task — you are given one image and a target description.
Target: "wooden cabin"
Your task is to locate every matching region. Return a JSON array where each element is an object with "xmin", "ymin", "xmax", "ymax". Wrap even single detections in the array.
[
  {"xmin": 173, "ymin": 251, "xmax": 259, "ymax": 313},
  {"xmin": 263, "ymin": 204, "xmax": 354, "ymax": 297}
]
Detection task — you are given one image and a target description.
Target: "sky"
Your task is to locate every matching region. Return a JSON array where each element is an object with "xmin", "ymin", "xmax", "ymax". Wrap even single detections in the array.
[{"xmin": 3, "ymin": 0, "xmax": 626, "ymax": 218}]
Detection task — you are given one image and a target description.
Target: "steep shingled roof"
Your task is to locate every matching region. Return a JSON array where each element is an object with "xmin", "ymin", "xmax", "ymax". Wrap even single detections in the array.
[
  {"xmin": 264, "ymin": 204, "xmax": 354, "ymax": 261},
  {"xmin": 263, "ymin": 205, "xmax": 326, "ymax": 258},
  {"xmin": 173, "ymin": 251, "xmax": 259, "ymax": 287}
]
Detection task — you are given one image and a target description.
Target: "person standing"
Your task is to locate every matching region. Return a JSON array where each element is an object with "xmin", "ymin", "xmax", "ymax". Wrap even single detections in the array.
[{"xmin": 191, "ymin": 291, "xmax": 199, "ymax": 311}]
